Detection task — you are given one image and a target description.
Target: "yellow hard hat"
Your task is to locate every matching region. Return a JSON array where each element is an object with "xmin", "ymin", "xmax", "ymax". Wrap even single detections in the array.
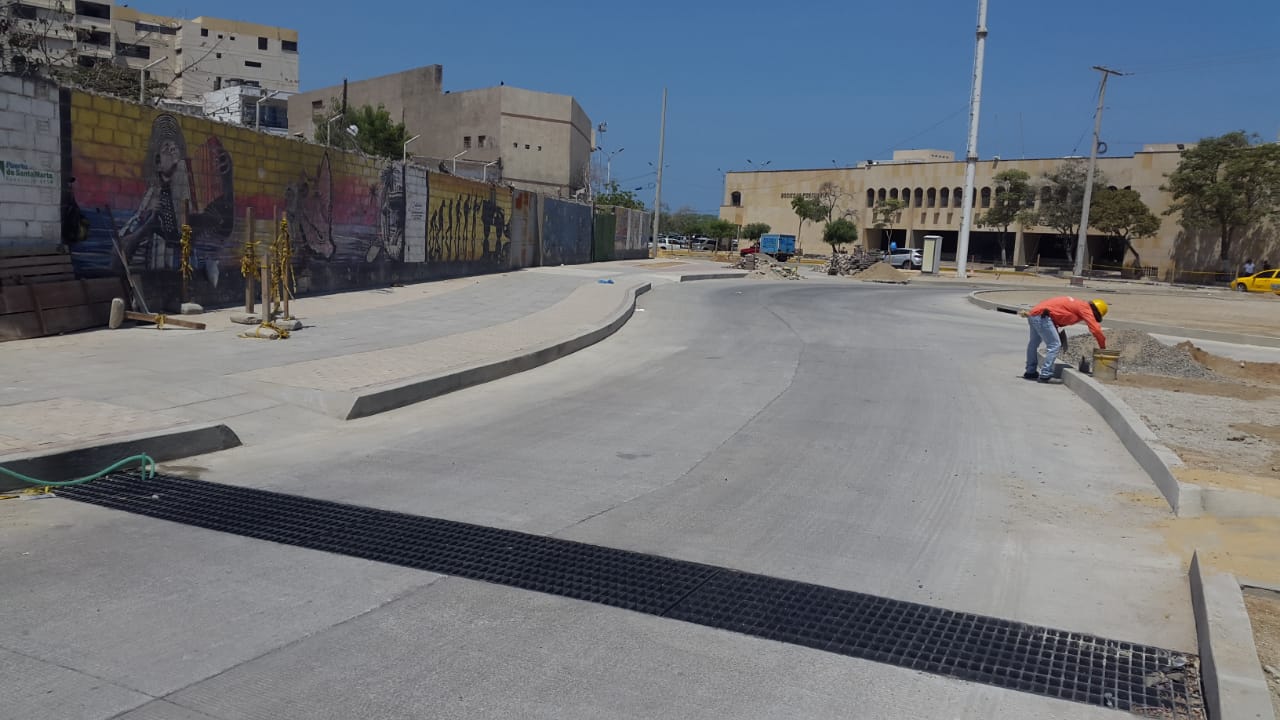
[{"xmin": 1091, "ymin": 299, "xmax": 1109, "ymax": 318}]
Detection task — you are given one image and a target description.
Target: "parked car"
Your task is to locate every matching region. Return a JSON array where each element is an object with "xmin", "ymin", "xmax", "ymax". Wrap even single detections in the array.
[
  {"xmin": 884, "ymin": 247, "xmax": 922, "ymax": 269},
  {"xmin": 650, "ymin": 239, "xmax": 675, "ymax": 251},
  {"xmin": 1233, "ymin": 269, "xmax": 1280, "ymax": 293}
]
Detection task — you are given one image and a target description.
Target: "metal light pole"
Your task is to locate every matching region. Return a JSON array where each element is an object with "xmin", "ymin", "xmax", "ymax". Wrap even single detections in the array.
[
  {"xmin": 1073, "ymin": 66, "xmax": 1125, "ymax": 282},
  {"xmin": 451, "ymin": 150, "xmax": 467, "ymax": 174},
  {"xmin": 139, "ymin": 56, "xmax": 168, "ymax": 105},
  {"xmin": 955, "ymin": 0, "xmax": 988, "ymax": 279},
  {"xmin": 482, "ymin": 160, "xmax": 498, "ymax": 183},
  {"xmin": 325, "ymin": 114, "xmax": 342, "ymax": 148},
  {"xmin": 403, "ymin": 134, "xmax": 420, "ymax": 163},
  {"xmin": 652, "ymin": 88, "xmax": 667, "ymax": 259},
  {"xmin": 255, "ymin": 89, "xmax": 281, "ymax": 132},
  {"xmin": 605, "ymin": 147, "xmax": 624, "ymax": 185}
]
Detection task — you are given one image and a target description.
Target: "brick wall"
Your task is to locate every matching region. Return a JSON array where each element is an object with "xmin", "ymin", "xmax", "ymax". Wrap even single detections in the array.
[{"xmin": 0, "ymin": 75, "xmax": 61, "ymax": 252}]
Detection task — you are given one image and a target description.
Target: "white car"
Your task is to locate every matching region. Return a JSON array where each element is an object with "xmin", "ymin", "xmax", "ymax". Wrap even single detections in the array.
[{"xmin": 884, "ymin": 247, "xmax": 922, "ymax": 269}]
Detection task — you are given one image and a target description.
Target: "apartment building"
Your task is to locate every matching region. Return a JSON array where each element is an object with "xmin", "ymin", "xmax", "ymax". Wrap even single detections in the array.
[
  {"xmin": 1, "ymin": 0, "xmax": 298, "ymax": 101},
  {"xmin": 288, "ymin": 65, "xmax": 593, "ymax": 197}
]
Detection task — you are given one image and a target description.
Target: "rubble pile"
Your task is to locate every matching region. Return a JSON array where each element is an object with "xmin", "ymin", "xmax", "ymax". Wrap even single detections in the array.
[
  {"xmin": 854, "ymin": 261, "xmax": 910, "ymax": 283},
  {"xmin": 819, "ymin": 249, "xmax": 881, "ymax": 276},
  {"xmin": 731, "ymin": 253, "xmax": 801, "ymax": 280}
]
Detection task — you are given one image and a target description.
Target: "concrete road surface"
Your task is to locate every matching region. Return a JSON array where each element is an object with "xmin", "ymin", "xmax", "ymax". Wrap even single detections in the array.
[{"xmin": 0, "ymin": 278, "xmax": 1196, "ymax": 720}]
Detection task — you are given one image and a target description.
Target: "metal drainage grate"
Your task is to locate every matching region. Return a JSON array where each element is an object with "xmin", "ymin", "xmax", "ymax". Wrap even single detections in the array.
[{"xmin": 60, "ymin": 473, "xmax": 1204, "ymax": 719}]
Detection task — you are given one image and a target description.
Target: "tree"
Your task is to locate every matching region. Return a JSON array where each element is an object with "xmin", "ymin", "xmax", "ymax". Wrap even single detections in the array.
[
  {"xmin": 872, "ymin": 198, "xmax": 906, "ymax": 251},
  {"xmin": 814, "ymin": 181, "xmax": 848, "ymax": 222},
  {"xmin": 596, "ymin": 181, "xmax": 645, "ymax": 210},
  {"xmin": 705, "ymin": 219, "xmax": 737, "ymax": 250},
  {"xmin": 1036, "ymin": 161, "xmax": 1109, "ymax": 261},
  {"xmin": 1162, "ymin": 131, "xmax": 1280, "ymax": 265},
  {"xmin": 1091, "ymin": 187, "xmax": 1160, "ymax": 271},
  {"xmin": 741, "ymin": 223, "xmax": 771, "ymax": 241},
  {"xmin": 822, "ymin": 218, "xmax": 858, "ymax": 257},
  {"xmin": 663, "ymin": 206, "xmax": 715, "ymax": 238},
  {"xmin": 314, "ymin": 101, "xmax": 408, "ymax": 159},
  {"xmin": 977, "ymin": 169, "xmax": 1035, "ymax": 266},
  {"xmin": 791, "ymin": 195, "xmax": 825, "ymax": 252}
]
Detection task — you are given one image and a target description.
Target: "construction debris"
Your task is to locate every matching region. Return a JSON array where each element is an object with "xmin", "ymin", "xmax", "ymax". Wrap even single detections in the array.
[
  {"xmin": 731, "ymin": 253, "xmax": 801, "ymax": 280},
  {"xmin": 854, "ymin": 262, "xmax": 910, "ymax": 284},
  {"xmin": 820, "ymin": 249, "xmax": 881, "ymax": 276}
]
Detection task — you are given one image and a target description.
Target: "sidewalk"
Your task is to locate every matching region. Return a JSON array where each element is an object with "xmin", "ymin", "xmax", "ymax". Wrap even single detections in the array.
[{"xmin": 0, "ymin": 259, "xmax": 744, "ymax": 485}]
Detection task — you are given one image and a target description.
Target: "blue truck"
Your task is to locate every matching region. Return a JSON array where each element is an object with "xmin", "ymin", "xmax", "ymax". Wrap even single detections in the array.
[{"xmin": 756, "ymin": 234, "xmax": 797, "ymax": 261}]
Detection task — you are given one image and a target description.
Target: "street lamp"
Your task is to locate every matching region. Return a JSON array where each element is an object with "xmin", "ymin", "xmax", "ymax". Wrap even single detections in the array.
[
  {"xmin": 325, "ymin": 113, "xmax": 343, "ymax": 148},
  {"xmin": 403, "ymin": 134, "xmax": 420, "ymax": 163},
  {"xmin": 255, "ymin": 89, "xmax": 282, "ymax": 132},
  {"xmin": 482, "ymin": 159, "xmax": 498, "ymax": 183},
  {"xmin": 451, "ymin": 149, "xmax": 467, "ymax": 174},
  {"xmin": 746, "ymin": 159, "xmax": 771, "ymax": 171},
  {"xmin": 139, "ymin": 56, "xmax": 168, "ymax": 104},
  {"xmin": 604, "ymin": 147, "xmax": 624, "ymax": 185}
]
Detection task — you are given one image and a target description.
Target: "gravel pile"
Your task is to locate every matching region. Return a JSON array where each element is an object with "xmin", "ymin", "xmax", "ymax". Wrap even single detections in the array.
[
  {"xmin": 820, "ymin": 249, "xmax": 880, "ymax": 276},
  {"xmin": 854, "ymin": 261, "xmax": 910, "ymax": 283},
  {"xmin": 1058, "ymin": 328, "xmax": 1217, "ymax": 379}
]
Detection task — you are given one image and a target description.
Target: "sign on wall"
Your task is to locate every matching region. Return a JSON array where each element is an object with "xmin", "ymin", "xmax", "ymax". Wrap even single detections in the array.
[{"xmin": 0, "ymin": 160, "xmax": 56, "ymax": 186}]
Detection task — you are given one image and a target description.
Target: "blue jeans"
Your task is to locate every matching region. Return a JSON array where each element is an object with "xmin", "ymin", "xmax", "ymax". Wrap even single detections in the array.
[{"xmin": 1026, "ymin": 314, "xmax": 1061, "ymax": 378}]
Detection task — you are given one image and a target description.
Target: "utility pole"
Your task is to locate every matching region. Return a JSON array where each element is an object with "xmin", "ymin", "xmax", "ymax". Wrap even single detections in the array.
[
  {"xmin": 1073, "ymin": 65, "xmax": 1126, "ymax": 282},
  {"xmin": 652, "ymin": 88, "xmax": 667, "ymax": 259},
  {"xmin": 955, "ymin": 0, "xmax": 988, "ymax": 280}
]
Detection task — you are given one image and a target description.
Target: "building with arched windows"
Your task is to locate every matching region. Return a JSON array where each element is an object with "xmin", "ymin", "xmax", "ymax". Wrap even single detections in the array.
[{"xmin": 720, "ymin": 146, "xmax": 1198, "ymax": 276}]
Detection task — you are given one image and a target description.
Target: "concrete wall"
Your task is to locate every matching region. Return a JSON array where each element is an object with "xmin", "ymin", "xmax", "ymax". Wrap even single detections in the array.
[
  {"xmin": 288, "ymin": 65, "xmax": 444, "ymax": 142},
  {"xmin": 0, "ymin": 75, "xmax": 61, "ymax": 252},
  {"xmin": 541, "ymin": 198, "xmax": 592, "ymax": 266}
]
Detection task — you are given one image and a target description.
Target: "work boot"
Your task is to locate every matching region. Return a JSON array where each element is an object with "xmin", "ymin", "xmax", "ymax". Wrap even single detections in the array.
[
  {"xmin": 1037, "ymin": 376, "xmax": 1053, "ymax": 384},
  {"xmin": 1022, "ymin": 371, "xmax": 1038, "ymax": 380}
]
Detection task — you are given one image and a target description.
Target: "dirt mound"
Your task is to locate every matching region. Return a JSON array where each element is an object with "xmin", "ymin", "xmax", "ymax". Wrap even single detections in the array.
[
  {"xmin": 854, "ymin": 262, "xmax": 909, "ymax": 283},
  {"xmin": 1183, "ymin": 343, "xmax": 1280, "ymax": 387},
  {"xmin": 821, "ymin": 249, "xmax": 881, "ymax": 276},
  {"xmin": 1058, "ymin": 328, "xmax": 1215, "ymax": 379}
]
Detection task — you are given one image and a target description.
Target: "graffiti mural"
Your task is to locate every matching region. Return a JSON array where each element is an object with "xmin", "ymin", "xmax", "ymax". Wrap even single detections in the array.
[
  {"xmin": 55, "ymin": 88, "xmax": 649, "ymax": 310},
  {"xmin": 427, "ymin": 174, "xmax": 513, "ymax": 264}
]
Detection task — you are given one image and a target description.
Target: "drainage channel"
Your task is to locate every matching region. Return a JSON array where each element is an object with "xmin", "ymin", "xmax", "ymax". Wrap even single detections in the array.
[{"xmin": 60, "ymin": 472, "xmax": 1204, "ymax": 719}]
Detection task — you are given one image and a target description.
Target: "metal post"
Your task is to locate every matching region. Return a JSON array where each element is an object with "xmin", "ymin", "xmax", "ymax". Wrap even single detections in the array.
[
  {"xmin": 139, "ymin": 56, "xmax": 167, "ymax": 105},
  {"xmin": 955, "ymin": 0, "xmax": 988, "ymax": 279},
  {"xmin": 244, "ymin": 206, "xmax": 254, "ymax": 313},
  {"xmin": 1073, "ymin": 66, "xmax": 1124, "ymax": 281},
  {"xmin": 652, "ymin": 88, "xmax": 667, "ymax": 259},
  {"xmin": 403, "ymin": 134, "xmax": 420, "ymax": 163}
]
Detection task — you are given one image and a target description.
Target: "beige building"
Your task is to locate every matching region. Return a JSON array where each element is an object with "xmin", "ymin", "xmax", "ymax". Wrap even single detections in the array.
[
  {"xmin": 288, "ymin": 65, "xmax": 593, "ymax": 196},
  {"xmin": 721, "ymin": 145, "xmax": 1195, "ymax": 276},
  {"xmin": 1, "ymin": 0, "xmax": 298, "ymax": 102}
]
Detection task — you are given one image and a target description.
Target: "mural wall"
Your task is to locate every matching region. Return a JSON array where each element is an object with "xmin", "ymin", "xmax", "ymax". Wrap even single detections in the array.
[{"xmin": 47, "ymin": 88, "xmax": 647, "ymax": 310}]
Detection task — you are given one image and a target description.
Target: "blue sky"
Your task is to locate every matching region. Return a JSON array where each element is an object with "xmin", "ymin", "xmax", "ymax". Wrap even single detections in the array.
[{"xmin": 135, "ymin": 0, "xmax": 1279, "ymax": 213}]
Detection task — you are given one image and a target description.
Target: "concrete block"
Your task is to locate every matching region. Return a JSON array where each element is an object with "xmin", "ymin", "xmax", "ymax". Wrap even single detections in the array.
[
  {"xmin": 34, "ymin": 133, "xmax": 58, "ymax": 154},
  {"xmin": 230, "ymin": 313, "xmax": 261, "ymax": 325},
  {"xmin": 0, "ymin": 220, "xmax": 32, "ymax": 239},
  {"xmin": 7, "ymin": 95, "xmax": 31, "ymax": 114},
  {"xmin": 0, "ymin": 75, "xmax": 21, "ymax": 94},
  {"xmin": 180, "ymin": 303, "xmax": 204, "ymax": 315},
  {"xmin": 0, "ymin": 110, "xmax": 25, "ymax": 132},
  {"xmin": 1189, "ymin": 553, "xmax": 1276, "ymax": 720},
  {"xmin": 35, "ymin": 204, "xmax": 61, "ymax": 224},
  {"xmin": 31, "ymin": 98, "xmax": 57, "ymax": 120},
  {"xmin": 2, "ymin": 203, "xmax": 36, "ymax": 221}
]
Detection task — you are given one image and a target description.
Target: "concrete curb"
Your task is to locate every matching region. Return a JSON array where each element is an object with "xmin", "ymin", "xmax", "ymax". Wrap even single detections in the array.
[
  {"xmin": 677, "ymin": 271, "xmax": 749, "ymax": 282},
  {"xmin": 343, "ymin": 281, "xmax": 652, "ymax": 419},
  {"xmin": 0, "ymin": 422, "xmax": 241, "ymax": 493},
  {"xmin": 1189, "ymin": 551, "xmax": 1277, "ymax": 720},
  {"xmin": 1057, "ymin": 367, "xmax": 1198, "ymax": 516},
  {"xmin": 968, "ymin": 290, "xmax": 1280, "ymax": 348}
]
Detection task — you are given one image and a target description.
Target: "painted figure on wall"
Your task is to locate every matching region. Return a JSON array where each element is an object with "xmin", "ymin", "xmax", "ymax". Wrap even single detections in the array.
[
  {"xmin": 368, "ymin": 162, "xmax": 405, "ymax": 262},
  {"xmin": 427, "ymin": 181, "xmax": 510, "ymax": 264},
  {"xmin": 284, "ymin": 153, "xmax": 335, "ymax": 260},
  {"xmin": 116, "ymin": 114, "xmax": 234, "ymax": 285}
]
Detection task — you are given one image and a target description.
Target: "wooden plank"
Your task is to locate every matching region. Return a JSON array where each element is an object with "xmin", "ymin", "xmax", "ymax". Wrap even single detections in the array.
[
  {"xmin": 29, "ymin": 281, "xmax": 94, "ymax": 311},
  {"xmin": 0, "ymin": 255, "xmax": 75, "ymax": 270},
  {"xmin": 83, "ymin": 277, "xmax": 125, "ymax": 303},
  {"xmin": 27, "ymin": 284, "xmax": 47, "ymax": 336},
  {"xmin": 40, "ymin": 304, "xmax": 97, "ymax": 335},
  {"xmin": 124, "ymin": 311, "xmax": 205, "ymax": 330},
  {"xmin": 0, "ymin": 311, "xmax": 44, "ymax": 341}
]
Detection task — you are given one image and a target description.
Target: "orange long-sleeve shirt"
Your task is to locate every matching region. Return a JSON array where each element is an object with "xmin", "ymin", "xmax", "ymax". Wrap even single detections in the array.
[{"xmin": 1029, "ymin": 296, "xmax": 1106, "ymax": 348}]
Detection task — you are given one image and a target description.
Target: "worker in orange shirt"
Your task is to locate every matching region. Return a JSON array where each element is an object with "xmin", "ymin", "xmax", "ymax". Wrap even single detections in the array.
[{"xmin": 1023, "ymin": 296, "xmax": 1108, "ymax": 383}]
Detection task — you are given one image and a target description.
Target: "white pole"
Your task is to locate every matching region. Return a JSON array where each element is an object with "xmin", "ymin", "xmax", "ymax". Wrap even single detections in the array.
[
  {"xmin": 403, "ymin": 134, "xmax": 420, "ymax": 163},
  {"xmin": 1074, "ymin": 66, "xmax": 1121, "ymax": 280},
  {"xmin": 955, "ymin": 0, "xmax": 988, "ymax": 280},
  {"xmin": 652, "ymin": 89, "xmax": 667, "ymax": 259},
  {"xmin": 139, "ymin": 56, "xmax": 167, "ymax": 105}
]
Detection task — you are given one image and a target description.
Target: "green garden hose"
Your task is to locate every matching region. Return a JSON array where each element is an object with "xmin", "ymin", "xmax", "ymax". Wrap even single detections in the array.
[{"xmin": 0, "ymin": 454, "xmax": 156, "ymax": 488}]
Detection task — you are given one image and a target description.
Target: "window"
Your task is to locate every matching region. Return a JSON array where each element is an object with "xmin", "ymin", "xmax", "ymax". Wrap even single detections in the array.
[
  {"xmin": 217, "ymin": 34, "xmax": 224, "ymax": 39},
  {"xmin": 866, "ymin": 189, "xmax": 875, "ymax": 208},
  {"xmin": 877, "ymin": 189, "xmax": 886, "ymax": 203},
  {"xmin": 214, "ymin": 77, "xmax": 222, "ymax": 90},
  {"xmin": 524, "ymin": 144, "xmax": 529, "ymax": 149},
  {"xmin": 75, "ymin": 1, "xmax": 111, "ymax": 20},
  {"xmin": 953, "ymin": 187, "xmax": 963, "ymax": 208},
  {"xmin": 311, "ymin": 100, "xmax": 322, "ymax": 110},
  {"xmin": 230, "ymin": 35, "xmax": 236, "ymax": 41},
  {"xmin": 914, "ymin": 188, "xmax": 924, "ymax": 207},
  {"xmin": 926, "ymin": 188, "xmax": 936, "ymax": 208},
  {"xmin": 201, "ymin": 28, "xmax": 209, "ymax": 37},
  {"xmin": 463, "ymin": 136, "xmax": 472, "ymax": 149},
  {"xmin": 77, "ymin": 55, "xmax": 100, "ymax": 68},
  {"xmin": 244, "ymin": 60, "xmax": 261, "ymax": 68},
  {"xmin": 889, "ymin": 189, "xmax": 898, "ymax": 201},
  {"xmin": 79, "ymin": 28, "xmax": 111, "ymax": 46},
  {"xmin": 118, "ymin": 43, "xmax": 151, "ymax": 59},
  {"xmin": 731, "ymin": 191, "xmax": 742, "ymax": 207},
  {"xmin": 940, "ymin": 188, "xmax": 949, "ymax": 207},
  {"xmin": 513, "ymin": 142, "xmax": 518, "ymax": 148},
  {"xmin": 216, "ymin": 53, "xmax": 222, "ymax": 59},
  {"xmin": 477, "ymin": 135, "xmax": 486, "ymax": 148},
  {"xmin": 980, "ymin": 187, "xmax": 992, "ymax": 208},
  {"xmin": 537, "ymin": 145, "xmax": 542, "ymax": 151},
  {"xmin": 13, "ymin": 4, "xmax": 38, "ymax": 20},
  {"xmin": 175, "ymin": 48, "xmax": 182, "ymax": 55},
  {"xmin": 135, "ymin": 22, "xmax": 175, "ymax": 35},
  {"xmin": 901, "ymin": 188, "xmax": 911, "ymax": 207},
  {"xmin": 258, "ymin": 37, "xmax": 268, "ymax": 50},
  {"xmin": 282, "ymin": 40, "xmax": 297, "ymax": 52}
]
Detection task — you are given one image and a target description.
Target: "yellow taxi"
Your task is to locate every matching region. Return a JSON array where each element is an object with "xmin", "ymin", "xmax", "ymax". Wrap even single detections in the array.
[{"xmin": 1233, "ymin": 269, "xmax": 1280, "ymax": 293}]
